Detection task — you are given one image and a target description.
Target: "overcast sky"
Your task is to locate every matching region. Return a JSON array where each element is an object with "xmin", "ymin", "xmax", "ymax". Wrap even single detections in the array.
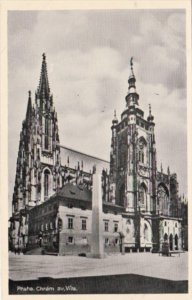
[{"xmin": 8, "ymin": 10, "xmax": 187, "ymax": 214}]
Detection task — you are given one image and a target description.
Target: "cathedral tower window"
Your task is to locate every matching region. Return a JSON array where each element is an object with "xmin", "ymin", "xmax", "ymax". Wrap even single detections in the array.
[
  {"xmin": 119, "ymin": 183, "xmax": 125, "ymax": 207},
  {"xmin": 138, "ymin": 137, "xmax": 147, "ymax": 164},
  {"xmin": 142, "ymin": 152, "xmax": 144, "ymax": 163},
  {"xmin": 157, "ymin": 184, "xmax": 169, "ymax": 215},
  {"xmin": 44, "ymin": 169, "xmax": 51, "ymax": 199},
  {"xmin": 44, "ymin": 118, "xmax": 49, "ymax": 150},
  {"xmin": 139, "ymin": 183, "xmax": 147, "ymax": 207}
]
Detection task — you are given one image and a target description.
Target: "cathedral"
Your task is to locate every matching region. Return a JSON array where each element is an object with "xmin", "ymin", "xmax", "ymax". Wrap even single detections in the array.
[{"xmin": 9, "ymin": 54, "xmax": 185, "ymax": 255}]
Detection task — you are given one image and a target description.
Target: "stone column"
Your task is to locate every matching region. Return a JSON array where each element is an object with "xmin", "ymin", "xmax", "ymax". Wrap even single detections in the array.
[{"xmin": 89, "ymin": 173, "xmax": 105, "ymax": 258}]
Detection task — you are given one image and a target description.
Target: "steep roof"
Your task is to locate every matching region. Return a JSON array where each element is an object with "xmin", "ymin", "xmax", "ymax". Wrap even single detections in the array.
[
  {"xmin": 60, "ymin": 145, "xmax": 109, "ymax": 174},
  {"xmin": 53, "ymin": 182, "xmax": 92, "ymax": 202}
]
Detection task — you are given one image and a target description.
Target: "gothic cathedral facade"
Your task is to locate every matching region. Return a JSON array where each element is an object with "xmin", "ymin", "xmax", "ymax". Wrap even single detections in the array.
[{"xmin": 9, "ymin": 55, "xmax": 184, "ymax": 255}]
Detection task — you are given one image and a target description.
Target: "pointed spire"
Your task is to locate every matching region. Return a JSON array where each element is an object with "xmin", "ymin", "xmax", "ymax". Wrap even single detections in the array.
[
  {"xmin": 37, "ymin": 53, "xmax": 50, "ymax": 98},
  {"xmin": 161, "ymin": 163, "xmax": 163, "ymax": 173},
  {"xmin": 149, "ymin": 103, "xmax": 151, "ymax": 115},
  {"xmin": 125, "ymin": 57, "xmax": 139, "ymax": 107},
  {"xmin": 130, "ymin": 57, "xmax": 134, "ymax": 76},
  {"xmin": 147, "ymin": 104, "xmax": 154, "ymax": 122},
  {"xmin": 26, "ymin": 90, "xmax": 32, "ymax": 120},
  {"xmin": 129, "ymin": 57, "xmax": 135, "ymax": 82}
]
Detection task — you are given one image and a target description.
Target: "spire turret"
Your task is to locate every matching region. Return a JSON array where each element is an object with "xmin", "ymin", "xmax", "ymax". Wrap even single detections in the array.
[
  {"xmin": 26, "ymin": 90, "xmax": 32, "ymax": 121},
  {"xmin": 167, "ymin": 166, "xmax": 170, "ymax": 176},
  {"xmin": 125, "ymin": 57, "xmax": 139, "ymax": 107},
  {"xmin": 112, "ymin": 109, "xmax": 118, "ymax": 125},
  {"xmin": 147, "ymin": 104, "xmax": 154, "ymax": 122},
  {"xmin": 37, "ymin": 53, "xmax": 50, "ymax": 98}
]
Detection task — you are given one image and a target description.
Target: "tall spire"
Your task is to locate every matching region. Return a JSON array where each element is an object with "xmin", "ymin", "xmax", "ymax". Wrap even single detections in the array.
[
  {"xmin": 37, "ymin": 53, "xmax": 50, "ymax": 98},
  {"xmin": 125, "ymin": 57, "xmax": 139, "ymax": 107},
  {"xmin": 26, "ymin": 90, "xmax": 32, "ymax": 121}
]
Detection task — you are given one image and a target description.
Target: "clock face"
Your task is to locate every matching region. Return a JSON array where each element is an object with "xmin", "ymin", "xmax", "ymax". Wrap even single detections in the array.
[{"xmin": 138, "ymin": 165, "xmax": 149, "ymax": 178}]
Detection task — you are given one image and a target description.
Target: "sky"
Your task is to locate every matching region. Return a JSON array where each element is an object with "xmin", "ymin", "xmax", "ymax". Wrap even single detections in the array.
[{"xmin": 8, "ymin": 10, "xmax": 187, "ymax": 214}]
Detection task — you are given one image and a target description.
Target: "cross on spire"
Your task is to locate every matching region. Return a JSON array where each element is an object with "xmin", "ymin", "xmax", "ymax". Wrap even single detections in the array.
[
  {"xmin": 130, "ymin": 57, "xmax": 133, "ymax": 70},
  {"xmin": 37, "ymin": 53, "xmax": 50, "ymax": 98},
  {"xmin": 125, "ymin": 56, "xmax": 139, "ymax": 106}
]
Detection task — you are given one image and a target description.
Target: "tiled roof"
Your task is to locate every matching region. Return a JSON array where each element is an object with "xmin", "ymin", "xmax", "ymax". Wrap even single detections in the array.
[{"xmin": 53, "ymin": 183, "xmax": 92, "ymax": 202}]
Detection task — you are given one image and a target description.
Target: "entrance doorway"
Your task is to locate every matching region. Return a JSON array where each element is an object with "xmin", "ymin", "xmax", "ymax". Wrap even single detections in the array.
[
  {"xmin": 175, "ymin": 234, "xmax": 178, "ymax": 250},
  {"xmin": 169, "ymin": 234, "xmax": 173, "ymax": 250}
]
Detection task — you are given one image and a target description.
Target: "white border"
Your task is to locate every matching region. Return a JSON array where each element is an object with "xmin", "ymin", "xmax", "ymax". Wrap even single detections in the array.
[{"xmin": 0, "ymin": 1, "xmax": 191, "ymax": 300}]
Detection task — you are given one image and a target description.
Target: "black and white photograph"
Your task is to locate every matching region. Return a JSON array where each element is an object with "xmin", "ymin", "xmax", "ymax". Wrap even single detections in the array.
[{"xmin": 1, "ymin": 0, "xmax": 191, "ymax": 297}]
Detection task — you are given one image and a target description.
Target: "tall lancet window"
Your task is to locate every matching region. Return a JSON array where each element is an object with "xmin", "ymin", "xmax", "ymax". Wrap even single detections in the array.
[
  {"xmin": 44, "ymin": 169, "xmax": 50, "ymax": 198},
  {"xmin": 44, "ymin": 118, "xmax": 49, "ymax": 150}
]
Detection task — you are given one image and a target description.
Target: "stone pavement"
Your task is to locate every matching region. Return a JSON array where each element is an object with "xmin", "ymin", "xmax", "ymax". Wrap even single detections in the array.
[{"xmin": 9, "ymin": 252, "xmax": 188, "ymax": 282}]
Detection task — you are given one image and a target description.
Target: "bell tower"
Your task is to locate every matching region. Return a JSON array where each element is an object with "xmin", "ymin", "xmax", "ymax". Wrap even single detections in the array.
[{"xmin": 109, "ymin": 58, "xmax": 157, "ymax": 214}]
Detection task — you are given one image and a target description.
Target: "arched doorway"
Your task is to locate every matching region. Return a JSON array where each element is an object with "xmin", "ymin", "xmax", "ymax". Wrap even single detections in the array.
[
  {"xmin": 175, "ymin": 234, "xmax": 178, "ymax": 250},
  {"xmin": 169, "ymin": 234, "xmax": 173, "ymax": 251},
  {"xmin": 164, "ymin": 233, "xmax": 168, "ymax": 241}
]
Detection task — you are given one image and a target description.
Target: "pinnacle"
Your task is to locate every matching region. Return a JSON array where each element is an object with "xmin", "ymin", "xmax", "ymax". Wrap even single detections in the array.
[{"xmin": 37, "ymin": 53, "xmax": 50, "ymax": 97}]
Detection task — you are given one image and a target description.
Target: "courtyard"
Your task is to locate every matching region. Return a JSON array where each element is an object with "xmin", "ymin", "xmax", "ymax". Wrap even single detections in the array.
[{"xmin": 9, "ymin": 251, "xmax": 188, "ymax": 294}]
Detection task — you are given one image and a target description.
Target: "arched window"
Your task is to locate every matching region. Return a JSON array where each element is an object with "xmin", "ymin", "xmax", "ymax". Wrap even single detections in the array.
[
  {"xmin": 139, "ymin": 183, "xmax": 147, "ymax": 207},
  {"xmin": 142, "ymin": 152, "xmax": 144, "ymax": 163},
  {"xmin": 175, "ymin": 234, "xmax": 178, "ymax": 250},
  {"xmin": 44, "ymin": 169, "xmax": 50, "ymax": 199},
  {"xmin": 44, "ymin": 118, "xmax": 49, "ymax": 150},
  {"xmin": 138, "ymin": 137, "xmax": 147, "ymax": 164},
  {"xmin": 119, "ymin": 184, "xmax": 125, "ymax": 207},
  {"xmin": 157, "ymin": 184, "xmax": 169, "ymax": 215}
]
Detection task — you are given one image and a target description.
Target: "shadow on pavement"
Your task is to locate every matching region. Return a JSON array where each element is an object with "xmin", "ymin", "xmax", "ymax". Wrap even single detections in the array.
[{"xmin": 9, "ymin": 273, "xmax": 188, "ymax": 294}]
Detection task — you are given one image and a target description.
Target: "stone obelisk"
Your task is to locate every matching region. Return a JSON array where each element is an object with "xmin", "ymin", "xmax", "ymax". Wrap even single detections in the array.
[{"xmin": 89, "ymin": 172, "xmax": 105, "ymax": 258}]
